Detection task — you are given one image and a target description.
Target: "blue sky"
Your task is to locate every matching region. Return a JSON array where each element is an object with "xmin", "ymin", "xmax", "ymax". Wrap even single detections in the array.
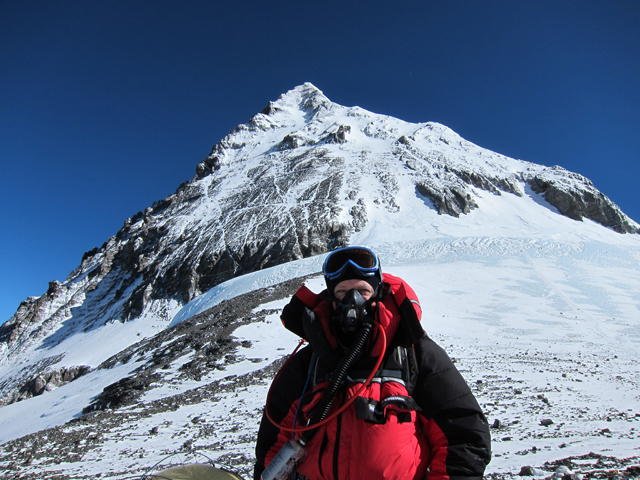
[{"xmin": 1, "ymin": 1, "xmax": 639, "ymax": 324}]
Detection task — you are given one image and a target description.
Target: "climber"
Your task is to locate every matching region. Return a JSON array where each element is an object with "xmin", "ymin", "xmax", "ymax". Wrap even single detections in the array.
[{"xmin": 255, "ymin": 246, "xmax": 491, "ymax": 480}]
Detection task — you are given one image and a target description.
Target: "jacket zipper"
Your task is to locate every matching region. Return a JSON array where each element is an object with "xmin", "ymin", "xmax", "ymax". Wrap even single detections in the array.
[{"xmin": 332, "ymin": 411, "xmax": 342, "ymax": 480}]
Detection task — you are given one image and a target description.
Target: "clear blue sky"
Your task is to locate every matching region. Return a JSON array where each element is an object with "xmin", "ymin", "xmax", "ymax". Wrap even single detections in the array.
[{"xmin": 1, "ymin": 1, "xmax": 639, "ymax": 324}]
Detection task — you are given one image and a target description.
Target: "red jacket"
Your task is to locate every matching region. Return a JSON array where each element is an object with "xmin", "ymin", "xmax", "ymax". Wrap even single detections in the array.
[{"xmin": 255, "ymin": 274, "xmax": 491, "ymax": 480}]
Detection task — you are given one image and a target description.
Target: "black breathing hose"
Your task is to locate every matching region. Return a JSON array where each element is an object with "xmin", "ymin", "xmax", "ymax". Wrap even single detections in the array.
[{"xmin": 300, "ymin": 320, "xmax": 373, "ymax": 445}]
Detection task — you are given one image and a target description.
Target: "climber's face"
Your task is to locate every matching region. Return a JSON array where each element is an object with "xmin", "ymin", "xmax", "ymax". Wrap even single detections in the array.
[{"xmin": 333, "ymin": 279, "xmax": 375, "ymax": 302}]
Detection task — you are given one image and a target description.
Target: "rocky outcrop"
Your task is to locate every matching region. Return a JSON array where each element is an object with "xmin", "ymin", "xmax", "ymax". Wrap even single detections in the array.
[
  {"xmin": 415, "ymin": 181, "xmax": 479, "ymax": 217},
  {"xmin": 1, "ymin": 364, "xmax": 91, "ymax": 406},
  {"xmin": 81, "ymin": 373, "xmax": 161, "ymax": 413},
  {"xmin": 526, "ymin": 166, "xmax": 640, "ymax": 234},
  {"xmin": 324, "ymin": 124, "xmax": 351, "ymax": 144}
]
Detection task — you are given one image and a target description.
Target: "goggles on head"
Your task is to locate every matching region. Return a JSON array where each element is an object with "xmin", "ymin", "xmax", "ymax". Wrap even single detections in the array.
[{"xmin": 323, "ymin": 246, "xmax": 380, "ymax": 281}]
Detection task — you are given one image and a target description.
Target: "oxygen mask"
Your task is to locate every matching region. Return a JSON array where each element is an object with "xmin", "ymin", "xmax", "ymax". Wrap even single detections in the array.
[{"xmin": 334, "ymin": 289, "xmax": 370, "ymax": 337}]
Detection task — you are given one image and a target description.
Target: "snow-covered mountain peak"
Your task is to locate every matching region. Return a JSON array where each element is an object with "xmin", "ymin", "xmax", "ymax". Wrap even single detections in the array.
[
  {"xmin": 269, "ymin": 82, "xmax": 332, "ymax": 116},
  {"xmin": 1, "ymin": 83, "xmax": 639, "ymax": 411}
]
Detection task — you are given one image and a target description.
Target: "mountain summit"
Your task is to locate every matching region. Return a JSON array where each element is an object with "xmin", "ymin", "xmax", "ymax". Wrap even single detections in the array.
[{"xmin": 1, "ymin": 83, "xmax": 638, "ymax": 407}]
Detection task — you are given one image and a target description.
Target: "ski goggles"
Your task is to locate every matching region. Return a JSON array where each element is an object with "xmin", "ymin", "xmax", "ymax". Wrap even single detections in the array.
[{"xmin": 323, "ymin": 246, "xmax": 380, "ymax": 281}]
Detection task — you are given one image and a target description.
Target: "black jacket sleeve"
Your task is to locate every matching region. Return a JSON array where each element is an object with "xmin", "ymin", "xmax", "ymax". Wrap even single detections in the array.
[
  {"xmin": 254, "ymin": 346, "xmax": 315, "ymax": 480},
  {"xmin": 412, "ymin": 335, "xmax": 491, "ymax": 479}
]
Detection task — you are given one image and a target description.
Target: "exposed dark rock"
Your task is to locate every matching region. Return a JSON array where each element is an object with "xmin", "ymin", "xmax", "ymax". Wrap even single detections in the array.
[
  {"xmin": 325, "ymin": 125, "xmax": 351, "ymax": 144},
  {"xmin": 23, "ymin": 365, "xmax": 92, "ymax": 397},
  {"xmin": 82, "ymin": 373, "xmax": 161, "ymax": 413},
  {"xmin": 195, "ymin": 155, "xmax": 222, "ymax": 179},
  {"xmin": 448, "ymin": 167, "xmax": 524, "ymax": 197},
  {"xmin": 415, "ymin": 181, "xmax": 479, "ymax": 217},
  {"xmin": 349, "ymin": 199, "xmax": 368, "ymax": 232},
  {"xmin": 0, "ymin": 355, "xmax": 68, "ymax": 406},
  {"xmin": 81, "ymin": 247, "xmax": 100, "ymax": 263},
  {"xmin": 518, "ymin": 465, "xmax": 535, "ymax": 475},
  {"xmin": 526, "ymin": 168, "xmax": 639, "ymax": 234},
  {"xmin": 278, "ymin": 134, "xmax": 312, "ymax": 150},
  {"xmin": 261, "ymin": 101, "xmax": 278, "ymax": 115},
  {"xmin": 46, "ymin": 281, "xmax": 63, "ymax": 297}
]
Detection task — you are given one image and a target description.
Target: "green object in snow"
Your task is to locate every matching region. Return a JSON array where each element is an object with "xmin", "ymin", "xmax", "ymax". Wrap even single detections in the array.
[{"xmin": 147, "ymin": 463, "xmax": 244, "ymax": 480}]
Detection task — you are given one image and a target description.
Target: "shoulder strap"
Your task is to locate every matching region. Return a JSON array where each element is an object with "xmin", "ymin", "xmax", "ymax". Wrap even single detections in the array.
[
  {"xmin": 381, "ymin": 275, "xmax": 425, "ymax": 347},
  {"xmin": 382, "ymin": 345, "xmax": 419, "ymax": 396},
  {"xmin": 332, "ymin": 345, "xmax": 419, "ymax": 396}
]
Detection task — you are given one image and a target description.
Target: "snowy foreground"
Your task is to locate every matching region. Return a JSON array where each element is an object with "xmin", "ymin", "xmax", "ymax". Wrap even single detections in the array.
[{"xmin": 1, "ymin": 189, "xmax": 640, "ymax": 479}]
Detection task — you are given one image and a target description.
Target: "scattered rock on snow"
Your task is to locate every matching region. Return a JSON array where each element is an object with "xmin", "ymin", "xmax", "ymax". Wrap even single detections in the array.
[{"xmin": 518, "ymin": 465, "xmax": 547, "ymax": 476}]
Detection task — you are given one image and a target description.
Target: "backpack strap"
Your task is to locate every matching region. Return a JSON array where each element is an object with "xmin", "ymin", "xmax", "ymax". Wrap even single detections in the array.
[
  {"xmin": 381, "ymin": 277, "xmax": 425, "ymax": 347},
  {"xmin": 352, "ymin": 345, "xmax": 421, "ymax": 424},
  {"xmin": 324, "ymin": 345, "xmax": 419, "ymax": 396}
]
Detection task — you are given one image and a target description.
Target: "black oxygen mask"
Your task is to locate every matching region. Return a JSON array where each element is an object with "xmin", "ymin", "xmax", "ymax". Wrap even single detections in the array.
[{"xmin": 334, "ymin": 289, "xmax": 369, "ymax": 338}]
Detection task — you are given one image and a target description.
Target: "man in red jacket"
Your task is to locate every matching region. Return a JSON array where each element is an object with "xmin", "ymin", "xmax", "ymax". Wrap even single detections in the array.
[{"xmin": 255, "ymin": 246, "xmax": 491, "ymax": 480}]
